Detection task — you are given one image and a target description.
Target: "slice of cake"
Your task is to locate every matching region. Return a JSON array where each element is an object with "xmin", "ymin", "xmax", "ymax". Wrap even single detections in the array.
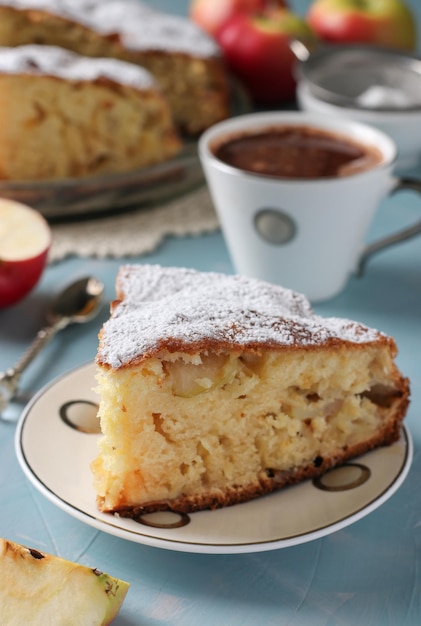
[
  {"xmin": 0, "ymin": 44, "xmax": 181, "ymax": 180},
  {"xmin": 92, "ymin": 264, "xmax": 410, "ymax": 516},
  {"xmin": 0, "ymin": 0, "xmax": 231, "ymax": 135}
]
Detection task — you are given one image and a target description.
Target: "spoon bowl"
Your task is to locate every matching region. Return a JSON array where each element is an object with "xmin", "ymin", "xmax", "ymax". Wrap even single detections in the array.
[{"xmin": 47, "ymin": 276, "xmax": 105, "ymax": 328}]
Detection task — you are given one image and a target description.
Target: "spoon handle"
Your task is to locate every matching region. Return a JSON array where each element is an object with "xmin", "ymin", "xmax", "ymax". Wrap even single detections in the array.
[
  {"xmin": 0, "ymin": 320, "xmax": 64, "ymax": 412},
  {"xmin": 12, "ymin": 323, "xmax": 63, "ymax": 377}
]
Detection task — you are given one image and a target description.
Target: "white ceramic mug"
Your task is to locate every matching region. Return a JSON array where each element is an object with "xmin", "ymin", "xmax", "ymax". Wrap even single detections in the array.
[{"xmin": 198, "ymin": 111, "xmax": 421, "ymax": 302}]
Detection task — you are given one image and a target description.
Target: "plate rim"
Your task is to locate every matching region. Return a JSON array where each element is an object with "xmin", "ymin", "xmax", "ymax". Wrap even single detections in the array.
[{"xmin": 14, "ymin": 361, "xmax": 413, "ymax": 554}]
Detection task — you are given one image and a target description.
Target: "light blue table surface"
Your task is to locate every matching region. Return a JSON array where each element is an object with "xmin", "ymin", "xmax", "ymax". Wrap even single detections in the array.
[{"xmin": 1, "ymin": 1, "xmax": 421, "ymax": 624}]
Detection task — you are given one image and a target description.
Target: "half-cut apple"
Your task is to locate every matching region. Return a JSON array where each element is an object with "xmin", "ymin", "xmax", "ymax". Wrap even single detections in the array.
[{"xmin": 0, "ymin": 199, "xmax": 51, "ymax": 307}]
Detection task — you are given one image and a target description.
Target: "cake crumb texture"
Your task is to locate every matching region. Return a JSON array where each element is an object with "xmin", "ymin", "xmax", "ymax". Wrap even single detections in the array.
[{"xmin": 0, "ymin": 44, "xmax": 181, "ymax": 179}]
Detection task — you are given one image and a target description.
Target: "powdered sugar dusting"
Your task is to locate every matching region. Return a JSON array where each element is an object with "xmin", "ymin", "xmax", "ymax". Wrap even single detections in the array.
[
  {"xmin": 0, "ymin": 0, "xmax": 220, "ymax": 58},
  {"xmin": 0, "ymin": 44, "xmax": 157, "ymax": 89},
  {"xmin": 97, "ymin": 265, "xmax": 385, "ymax": 369}
]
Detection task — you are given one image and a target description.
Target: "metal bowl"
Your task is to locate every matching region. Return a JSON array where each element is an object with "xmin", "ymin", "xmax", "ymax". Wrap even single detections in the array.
[{"xmin": 293, "ymin": 43, "xmax": 421, "ymax": 112}]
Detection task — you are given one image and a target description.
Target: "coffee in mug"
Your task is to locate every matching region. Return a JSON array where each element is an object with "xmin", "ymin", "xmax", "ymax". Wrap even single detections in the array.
[
  {"xmin": 212, "ymin": 125, "xmax": 383, "ymax": 179},
  {"xmin": 199, "ymin": 112, "xmax": 421, "ymax": 302}
]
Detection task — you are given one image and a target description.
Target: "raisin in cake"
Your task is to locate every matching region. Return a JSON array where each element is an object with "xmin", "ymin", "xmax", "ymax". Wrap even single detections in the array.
[
  {"xmin": 0, "ymin": 44, "xmax": 181, "ymax": 180},
  {"xmin": 0, "ymin": 0, "xmax": 230, "ymax": 135},
  {"xmin": 92, "ymin": 264, "xmax": 410, "ymax": 516}
]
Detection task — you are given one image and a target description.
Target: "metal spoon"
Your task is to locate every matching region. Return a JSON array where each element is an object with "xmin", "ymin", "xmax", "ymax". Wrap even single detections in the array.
[{"xmin": 0, "ymin": 276, "xmax": 104, "ymax": 414}]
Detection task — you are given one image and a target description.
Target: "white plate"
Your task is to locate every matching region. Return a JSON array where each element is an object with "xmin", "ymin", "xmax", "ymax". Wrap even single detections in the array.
[{"xmin": 15, "ymin": 362, "xmax": 412, "ymax": 554}]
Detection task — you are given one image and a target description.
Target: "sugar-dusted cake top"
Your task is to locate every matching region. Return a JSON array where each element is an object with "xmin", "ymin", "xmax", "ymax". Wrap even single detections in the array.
[
  {"xmin": 0, "ymin": 44, "xmax": 158, "ymax": 89},
  {"xmin": 0, "ymin": 0, "xmax": 221, "ymax": 58},
  {"xmin": 96, "ymin": 265, "xmax": 389, "ymax": 369}
]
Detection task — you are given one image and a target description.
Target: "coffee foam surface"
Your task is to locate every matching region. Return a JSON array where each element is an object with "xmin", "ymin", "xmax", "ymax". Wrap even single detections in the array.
[{"xmin": 97, "ymin": 264, "xmax": 385, "ymax": 369}]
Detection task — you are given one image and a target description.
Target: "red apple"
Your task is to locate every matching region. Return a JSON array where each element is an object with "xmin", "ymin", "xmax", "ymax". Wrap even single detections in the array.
[
  {"xmin": 0, "ymin": 199, "xmax": 51, "ymax": 308},
  {"xmin": 217, "ymin": 10, "xmax": 318, "ymax": 104},
  {"xmin": 189, "ymin": 0, "xmax": 288, "ymax": 37},
  {"xmin": 307, "ymin": 0, "xmax": 416, "ymax": 50}
]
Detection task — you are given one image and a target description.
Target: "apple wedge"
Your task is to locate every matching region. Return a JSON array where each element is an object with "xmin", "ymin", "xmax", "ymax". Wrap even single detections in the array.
[
  {"xmin": 0, "ymin": 198, "xmax": 51, "ymax": 308},
  {"xmin": 0, "ymin": 538, "xmax": 130, "ymax": 625}
]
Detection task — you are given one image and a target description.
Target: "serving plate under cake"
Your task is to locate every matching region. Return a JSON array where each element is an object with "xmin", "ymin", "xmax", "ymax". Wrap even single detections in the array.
[
  {"xmin": 15, "ymin": 362, "xmax": 412, "ymax": 554},
  {"xmin": 0, "ymin": 143, "xmax": 202, "ymax": 221}
]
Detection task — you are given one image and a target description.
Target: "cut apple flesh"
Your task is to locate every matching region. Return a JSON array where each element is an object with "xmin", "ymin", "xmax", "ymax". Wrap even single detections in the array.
[
  {"xmin": 165, "ymin": 352, "xmax": 264, "ymax": 397},
  {"xmin": 0, "ymin": 538, "xmax": 130, "ymax": 626},
  {"xmin": 0, "ymin": 199, "xmax": 51, "ymax": 260},
  {"xmin": 166, "ymin": 353, "xmax": 237, "ymax": 397}
]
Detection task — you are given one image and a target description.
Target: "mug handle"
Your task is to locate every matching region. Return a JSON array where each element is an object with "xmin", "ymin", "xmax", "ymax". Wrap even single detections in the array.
[{"xmin": 356, "ymin": 177, "xmax": 421, "ymax": 276}]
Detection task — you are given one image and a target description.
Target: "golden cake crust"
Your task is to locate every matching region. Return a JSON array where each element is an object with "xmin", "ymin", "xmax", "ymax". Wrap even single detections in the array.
[{"xmin": 97, "ymin": 264, "xmax": 399, "ymax": 368}]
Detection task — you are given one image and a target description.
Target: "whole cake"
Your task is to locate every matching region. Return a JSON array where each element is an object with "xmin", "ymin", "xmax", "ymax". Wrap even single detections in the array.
[
  {"xmin": 92, "ymin": 264, "xmax": 410, "ymax": 516},
  {"xmin": 0, "ymin": 0, "xmax": 230, "ymax": 135},
  {"xmin": 0, "ymin": 44, "xmax": 181, "ymax": 180}
]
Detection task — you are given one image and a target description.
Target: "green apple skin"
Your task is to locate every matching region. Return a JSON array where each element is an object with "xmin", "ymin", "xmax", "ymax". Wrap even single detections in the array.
[
  {"xmin": 307, "ymin": 0, "xmax": 416, "ymax": 51},
  {"xmin": 0, "ymin": 538, "xmax": 130, "ymax": 625},
  {"xmin": 218, "ymin": 10, "xmax": 318, "ymax": 104}
]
